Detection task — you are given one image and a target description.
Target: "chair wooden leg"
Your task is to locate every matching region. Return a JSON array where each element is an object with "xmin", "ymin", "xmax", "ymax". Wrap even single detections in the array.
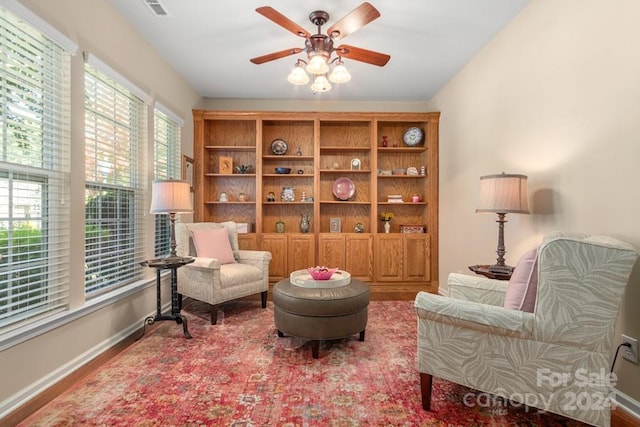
[
  {"xmin": 210, "ymin": 304, "xmax": 218, "ymax": 325},
  {"xmin": 261, "ymin": 290, "xmax": 267, "ymax": 308},
  {"xmin": 420, "ymin": 372, "xmax": 433, "ymax": 410}
]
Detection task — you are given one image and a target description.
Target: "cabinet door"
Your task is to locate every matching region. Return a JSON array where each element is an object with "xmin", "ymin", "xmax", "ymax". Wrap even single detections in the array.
[
  {"xmin": 346, "ymin": 234, "xmax": 373, "ymax": 281},
  {"xmin": 404, "ymin": 234, "xmax": 430, "ymax": 281},
  {"xmin": 318, "ymin": 234, "xmax": 346, "ymax": 268},
  {"xmin": 238, "ymin": 234, "xmax": 259, "ymax": 251},
  {"xmin": 288, "ymin": 234, "xmax": 316, "ymax": 273},
  {"xmin": 374, "ymin": 235, "xmax": 403, "ymax": 281},
  {"xmin": 261, "ymin": 234, "xmax": 287, "ymax": 281}
]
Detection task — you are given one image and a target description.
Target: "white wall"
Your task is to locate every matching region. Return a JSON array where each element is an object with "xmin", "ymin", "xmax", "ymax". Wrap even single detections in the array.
[
  {"xmin": 0, "ymin": 0, "xmax": 200, "ymax": 416},
  {"xmin": 429, "ymin": 0, "xmax": 640, "ymax": 402}
]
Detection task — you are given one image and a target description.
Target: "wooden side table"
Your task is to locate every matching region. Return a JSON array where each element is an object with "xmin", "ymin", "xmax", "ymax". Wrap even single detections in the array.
[
  {"xmin": 468, "ymin": 264, "xmax": 512, "ymax": 281},
  {"xmin": 140, "ymin": 256, "xmax": 195, "ymax": 339}
]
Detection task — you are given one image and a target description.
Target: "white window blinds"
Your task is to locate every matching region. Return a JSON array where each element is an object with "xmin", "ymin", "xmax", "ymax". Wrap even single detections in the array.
[
  {"xmin": 0, "ymin": 7, "xmax": 71, "ymax": 331},
  {"xmin": 84, "ymin": 60, "xmax": 147, "ymax": 296},
  {"xmin": 153, "ymin": 105, "xmax": 182, "ymax": 257}
]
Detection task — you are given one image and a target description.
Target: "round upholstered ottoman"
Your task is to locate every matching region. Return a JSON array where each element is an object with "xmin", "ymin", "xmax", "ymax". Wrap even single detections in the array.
[{"xmin": 273, "ymin": 278, "xmax": 370, "ymax": 358}]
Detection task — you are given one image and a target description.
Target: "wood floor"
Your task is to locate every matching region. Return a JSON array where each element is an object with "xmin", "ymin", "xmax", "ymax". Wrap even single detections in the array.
[{"xmin": 2, "ymin": 293, "xmax": 638, "ymax": 426}]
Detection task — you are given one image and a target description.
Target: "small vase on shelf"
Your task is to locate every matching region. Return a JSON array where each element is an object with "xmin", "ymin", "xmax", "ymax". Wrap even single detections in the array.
[
  {"xmin": 299, "ymin": 214, "xmax": 310, "ymax": 233},
  {"xmin": 383, "ymin": 221, "xmax": 391, "ymax": 234}
]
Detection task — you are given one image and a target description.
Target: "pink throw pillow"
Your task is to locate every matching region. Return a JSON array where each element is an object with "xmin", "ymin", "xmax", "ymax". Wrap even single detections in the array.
[
  {"xmin": 190, "ymin": 228, "xmax": 236, "ymax": 264},
  {"xmin": 504, "ymin": 247, "xmax": 539, "ymax": 312}
]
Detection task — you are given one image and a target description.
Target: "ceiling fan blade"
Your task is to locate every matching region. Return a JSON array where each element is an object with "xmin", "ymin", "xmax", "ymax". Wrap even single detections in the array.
[
  {"xmin": 335, "ymin": 44, "xmax": 390, "ymax": 66},
  {"xmin": 326, "ymin": 2, "xmax": 380, "ymax": 41},
  {"xmin": 256, "ymin": 6, "xmax": 311, "ymax": 38},
  {"xmin": 250, "ymin": 48, "xmax": 303, "ymax": 64}
]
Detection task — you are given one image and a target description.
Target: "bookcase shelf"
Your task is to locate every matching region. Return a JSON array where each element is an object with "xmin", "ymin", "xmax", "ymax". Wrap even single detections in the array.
[{"xmin": 193, "ymin": 110, "xmax": 439, "ymax": 286}]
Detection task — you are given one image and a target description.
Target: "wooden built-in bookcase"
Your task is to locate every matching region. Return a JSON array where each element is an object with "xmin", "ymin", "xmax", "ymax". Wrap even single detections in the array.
[{"xmin": 192, "ymin": 110, "xmax": 440, "ymax": 293}]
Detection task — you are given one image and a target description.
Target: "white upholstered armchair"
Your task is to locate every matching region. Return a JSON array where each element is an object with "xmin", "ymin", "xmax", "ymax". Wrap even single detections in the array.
[
  {"xmin": 175, "ymin": 221, "xmax": 271, "ymax": 324},
  {"xmin": 415, "ymin": 232, "xmax": 638, "ymax": 427}
]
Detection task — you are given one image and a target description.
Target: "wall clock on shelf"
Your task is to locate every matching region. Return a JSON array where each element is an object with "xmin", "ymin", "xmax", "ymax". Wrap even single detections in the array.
[{"xmin": 403, "ymin": 127, "xmax": 424, "ymax": 146}]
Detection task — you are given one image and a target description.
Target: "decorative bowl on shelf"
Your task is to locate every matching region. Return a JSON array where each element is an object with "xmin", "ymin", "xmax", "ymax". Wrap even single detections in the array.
[
  {"xmin": 275, "ymin": 167, "xmax": 291, "ymax": 174},
  {"xmin": 307, "ymin": 266, "xmax": 337, "ymax": 280}
]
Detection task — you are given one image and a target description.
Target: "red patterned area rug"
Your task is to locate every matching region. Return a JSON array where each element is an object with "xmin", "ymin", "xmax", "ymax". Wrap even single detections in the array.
[{"xmin": 20, "ymin": 300, "xmax": 588, "ymax": 426}]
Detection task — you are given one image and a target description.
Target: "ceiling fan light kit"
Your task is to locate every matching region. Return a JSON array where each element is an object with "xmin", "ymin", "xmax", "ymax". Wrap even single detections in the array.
[{"xmin": 251, "ymin": 2, "xmax": 390, "ymax": 94}]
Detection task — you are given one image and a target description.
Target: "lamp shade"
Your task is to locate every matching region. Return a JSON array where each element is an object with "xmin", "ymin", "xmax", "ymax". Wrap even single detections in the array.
[
  {"xmin": 287, "ymin": 61, "xmax": 310, "ymax": 85},
  {"xmin": 306, "ymin": 54, "xmax": 329, "ymax": 75},
  {"xmin": 329, "ymin": 63, "xmax": 351, "ymax": 84},
  {"xmin": 310, "ymin": 75, "xmax": 332, "ymax": 93},
  {"xmin": 150, "ymin": 180, "xmax": 192, "ymax": 214},
  {"xmin": 476, "ymin": 173, "xmax": 529, "ymax": 214}
]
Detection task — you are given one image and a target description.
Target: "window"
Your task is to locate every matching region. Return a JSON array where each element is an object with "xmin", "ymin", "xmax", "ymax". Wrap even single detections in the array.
[
  {"xmin": 153, "ymin": 105, "xmax": 182, "ymax": 257},
  {"xmin": 84, "ymin": 58, "xmax": 147, "ymax": 296},
  {"xmin": 0, "ymin": 8, "xmax": 72, "ymax": 331}
]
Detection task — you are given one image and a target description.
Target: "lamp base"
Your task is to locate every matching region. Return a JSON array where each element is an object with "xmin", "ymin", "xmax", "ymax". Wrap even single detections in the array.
[{"xmin": 488, "ymin": 264, "xmax": 514, "ymax": 275}]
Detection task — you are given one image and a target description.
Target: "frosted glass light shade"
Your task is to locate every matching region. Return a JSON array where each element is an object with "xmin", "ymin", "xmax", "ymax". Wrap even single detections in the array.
[
  {"xmin": 150, "ymin": 180, "xmax": 192, "ymax": 214},
  {"xmin": 476, "ymin": 173, "xmax": 529, "ymax": 214},
  {"xmin": 329, "ymin": 64, "xmax": 351, "ymax": 83},
  {"xmin": 306, "ymin": 55, "xmax": 329, "ymax": 75},
  {"xmin": 287, "ymin": 65, "xmax": 309, "ymax": 85},
  {"xmin": 310, "ymin": 75, "xmax": 332, "ymax": 93}
]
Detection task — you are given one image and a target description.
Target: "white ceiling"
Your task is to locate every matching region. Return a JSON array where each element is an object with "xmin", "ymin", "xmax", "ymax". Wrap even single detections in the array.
[{"xmin": 109, "ymin": 0, "xmax": 530, "ymax": 102}]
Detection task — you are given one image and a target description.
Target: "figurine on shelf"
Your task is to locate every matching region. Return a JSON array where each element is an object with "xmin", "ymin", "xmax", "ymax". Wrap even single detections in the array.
[
  {"xmin": 381, "ymin": 135, "xmax": 388, "ymax": 147},
  {"xmin": 219, "ymin": 192, "xmax": 228, "ymax": 202},
  {"xmin": 266, "ymin": 192, "xmax": 276, "ymax": 202},
  {"xmin": 235, "ymin": 164, "xmax": 252, "ymax": 174},
  {"xmin": 296, "ymin": 146, "xmax": 302, "ymax": 156}
]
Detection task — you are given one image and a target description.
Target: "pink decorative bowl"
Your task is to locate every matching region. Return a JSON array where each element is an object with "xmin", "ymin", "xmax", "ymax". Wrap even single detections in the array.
[{"xmin": 307, "ymin": 266, "xmax": 337, "ymax": 280}]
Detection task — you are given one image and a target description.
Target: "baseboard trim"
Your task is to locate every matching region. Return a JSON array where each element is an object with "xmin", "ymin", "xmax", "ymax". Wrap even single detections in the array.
[{"xmin": 612, "ymin": 389, "xmax": 640, "ymax": 423}]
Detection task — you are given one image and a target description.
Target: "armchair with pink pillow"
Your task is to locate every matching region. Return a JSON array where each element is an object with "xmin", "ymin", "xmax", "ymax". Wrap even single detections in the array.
[
  {"xmin": 175, "ymin": 221, "xmax": 271, "ymax": 324},
  {"xmin": 415, "ymin": 232, "xmax": 638, "ymax": 427}
]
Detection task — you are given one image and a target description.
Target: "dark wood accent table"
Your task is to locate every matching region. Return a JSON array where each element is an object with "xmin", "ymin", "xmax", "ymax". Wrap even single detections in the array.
[
  {"xmin": 468, "ymin": 264, "xmax": 512, "ymax": 281},
  {"xmin": 139, "ymin": 256, "xmax": 195, "ymax": 339}
]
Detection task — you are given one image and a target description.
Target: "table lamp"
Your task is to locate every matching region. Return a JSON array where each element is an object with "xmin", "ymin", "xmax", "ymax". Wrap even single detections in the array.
[
  {"xmin": 150, "ymin": 179, "xmax": 192, "ymax": 260},
  {"xmin": 476, "ymin": 173, "xmax": 529, "ymax": 274}
]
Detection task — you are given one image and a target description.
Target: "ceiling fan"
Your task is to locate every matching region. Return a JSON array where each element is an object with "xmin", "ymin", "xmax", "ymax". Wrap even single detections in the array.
[{"xmin": 250, "ymin": 2, "xmax": 390, "ymax": 92}]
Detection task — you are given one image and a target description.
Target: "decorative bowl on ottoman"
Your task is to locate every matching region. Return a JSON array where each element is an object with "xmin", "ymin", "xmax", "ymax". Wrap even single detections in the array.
[
  {"xmin": 275, "ymin": 167, "xmax": 291, "ymax": 174},
  {"xmin": 307, "ymin": 266, "xmax": 337, "ymax": 280}
]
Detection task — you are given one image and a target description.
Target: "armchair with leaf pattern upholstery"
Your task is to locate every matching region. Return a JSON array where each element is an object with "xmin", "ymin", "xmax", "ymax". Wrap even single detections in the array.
[{"xmin": 415, "ymin": 232, "xmax": 638, "ymax": 427}]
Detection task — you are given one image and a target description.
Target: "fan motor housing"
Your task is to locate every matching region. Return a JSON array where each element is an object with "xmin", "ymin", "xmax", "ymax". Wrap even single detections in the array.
[{"xmin": 306, "ymin": 35, "xmax": 333, "ymax": 57}]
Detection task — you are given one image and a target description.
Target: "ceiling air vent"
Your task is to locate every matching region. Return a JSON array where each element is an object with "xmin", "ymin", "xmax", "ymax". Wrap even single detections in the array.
[{"xmin": 142, "ymin": 0, "xmax": 169, "ymax": 17}]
